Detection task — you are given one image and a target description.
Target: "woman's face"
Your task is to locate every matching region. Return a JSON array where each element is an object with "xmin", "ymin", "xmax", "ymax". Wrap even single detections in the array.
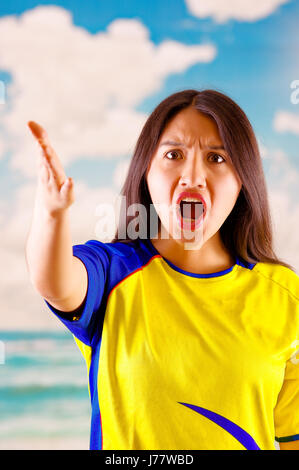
[{"xmin": 145, "ymin": 106, "xmax": 242, "ymax": 247}]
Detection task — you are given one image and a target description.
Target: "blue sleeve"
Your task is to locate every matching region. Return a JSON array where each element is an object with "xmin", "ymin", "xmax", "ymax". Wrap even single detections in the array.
[{"xmin": 43, "ymin": 240, "xmax": 110, "ymax": 347}]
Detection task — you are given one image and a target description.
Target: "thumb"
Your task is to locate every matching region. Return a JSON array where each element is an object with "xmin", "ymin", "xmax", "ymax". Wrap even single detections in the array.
[{"xmin": 61, "ymin": 177, "xmax": 73, "ymax": 197}]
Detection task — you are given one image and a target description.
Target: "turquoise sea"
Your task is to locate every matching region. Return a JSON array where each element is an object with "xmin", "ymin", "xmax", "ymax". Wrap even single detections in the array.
[{"xmin": 0, "ymin": 330, "xmax": 90, "ymax": 449}]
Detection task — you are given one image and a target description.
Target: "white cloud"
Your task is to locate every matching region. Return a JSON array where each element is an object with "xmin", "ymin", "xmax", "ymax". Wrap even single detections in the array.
[
  {"xmin": 264, "ymin": 147, "xmax": 299, "ymax": 193},
  {"xmin": 106, "ymin": 16, "xmax": 149, "ymax": 40},
  {"xmin": 185, "ymin": 0, "xmax": 290, "ymax": 23},
  {"xmin": 154, "ymin": 40, "xmax": 216, "ymax": 75},
  {"xmin": 113, "ymin": 158, "xmax": 131, "ymax": 189},
  {"xmin": 261, "ymin": 146, "xmax": 299, "ymax": 272},
  {"xmin": 257, "ymin": 137, "xmax": 269, "ymax": 159},
  {"xmin": 269, "ymin": 189, "xmax": 299, "ymax": 273},
  {"xmin": 0, "ymin": 6, "xmax": 217, "ymax": 177},
  {"xmin": 273, "ymin": 110, "xmax": 299, "ymax": 134}
]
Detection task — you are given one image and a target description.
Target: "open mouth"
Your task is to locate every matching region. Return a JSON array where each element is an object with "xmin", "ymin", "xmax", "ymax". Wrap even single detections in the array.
[{"xmin": 176, "ymin": 200, "xmax": 205, "ymax": 231}]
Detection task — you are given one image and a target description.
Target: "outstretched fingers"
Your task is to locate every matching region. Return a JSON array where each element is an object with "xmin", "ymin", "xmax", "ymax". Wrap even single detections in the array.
[{"xmin": 28, "ymin": 121, "xmax": 66, "ymax": 186}]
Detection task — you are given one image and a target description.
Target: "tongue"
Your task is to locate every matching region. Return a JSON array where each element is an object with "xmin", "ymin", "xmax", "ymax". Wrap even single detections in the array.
[{"xmin": 180, "ymin": 201, "xmax": 204, "ymax": 219}]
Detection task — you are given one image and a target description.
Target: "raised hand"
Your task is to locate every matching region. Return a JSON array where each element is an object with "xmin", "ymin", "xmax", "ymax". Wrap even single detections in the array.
[{"xmin": 28, "ymin": 121, "xmax": 75, "ymax": 216}]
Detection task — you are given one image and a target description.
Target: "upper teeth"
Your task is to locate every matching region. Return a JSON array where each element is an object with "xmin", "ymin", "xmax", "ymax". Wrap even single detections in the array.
[{"xmin": 180, "ymin": 198, "xmax": 203, "ymax": 203}]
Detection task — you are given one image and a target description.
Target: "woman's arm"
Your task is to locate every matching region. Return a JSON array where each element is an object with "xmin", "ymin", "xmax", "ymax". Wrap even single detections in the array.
[{"xmin": 25, "ymin": 121, "xmax": 87, "ymax": 312}]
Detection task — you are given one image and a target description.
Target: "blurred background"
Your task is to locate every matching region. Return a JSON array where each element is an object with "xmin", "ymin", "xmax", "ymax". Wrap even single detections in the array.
[{"xmin": 0, "ymin": 0, "xmax": 298, "ymax": 450}]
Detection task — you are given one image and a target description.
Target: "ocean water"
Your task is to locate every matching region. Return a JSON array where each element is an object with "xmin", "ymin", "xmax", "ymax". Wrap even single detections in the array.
[{"xmin": 0, "ymin": 330, "xmax": 90, "ymax": 450}]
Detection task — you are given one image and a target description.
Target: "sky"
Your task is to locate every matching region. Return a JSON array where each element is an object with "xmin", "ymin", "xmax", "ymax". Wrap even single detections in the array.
[{"xmin": 0, "ymin": 0, "xmax": 299, "ymax": 330}]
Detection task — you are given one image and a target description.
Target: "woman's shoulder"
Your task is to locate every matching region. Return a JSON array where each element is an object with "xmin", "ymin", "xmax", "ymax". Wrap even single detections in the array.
[
  {"xmin": 80, "ymin": 238, "xmax": 154, "ymax": 259},
  {"xmin": 252, "ymin": 261, "xmax": 299, "ymax": 303},
  {"xmin": 73, "ymin": 238, "xmax": 158, "ymax": 273},
  {"xmin": 83, "ymin": 238, "xmax": 138, "ymax": 257}
]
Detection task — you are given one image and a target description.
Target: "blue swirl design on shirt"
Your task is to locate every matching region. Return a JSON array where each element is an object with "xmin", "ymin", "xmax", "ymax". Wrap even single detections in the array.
[{"xmin": 178, "ymin": 402, "xmax": 260, "ymax": 450}]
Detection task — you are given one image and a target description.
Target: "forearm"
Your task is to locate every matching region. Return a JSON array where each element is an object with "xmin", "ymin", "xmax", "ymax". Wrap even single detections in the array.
[{"xmin": 25, "ymin": 196, "xmax": 74, "ymax": 300}]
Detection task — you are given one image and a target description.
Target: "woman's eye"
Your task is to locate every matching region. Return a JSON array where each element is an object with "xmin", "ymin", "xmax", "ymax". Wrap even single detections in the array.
[
  {"xmin": 164, "ymin": 150, "xmax": 182, "ymax": 160},
  {"xmin": 209, "ymin": 153, "xmax": 226, "ymax": 163},
  {"xmin": 163, "ymin": 151, "xmax": 226, "ymax": 163}
]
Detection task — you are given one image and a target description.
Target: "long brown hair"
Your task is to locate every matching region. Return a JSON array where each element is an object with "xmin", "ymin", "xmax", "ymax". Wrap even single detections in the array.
[{"xmin": 111, "ymin": 89, "xmax": 294, "ymax": 272}]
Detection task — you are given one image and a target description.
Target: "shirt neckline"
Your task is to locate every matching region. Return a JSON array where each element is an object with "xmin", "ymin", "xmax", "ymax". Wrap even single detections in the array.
[{"xmin": 144, "ymin": 238, "xmax": 241, "ymax": 279}]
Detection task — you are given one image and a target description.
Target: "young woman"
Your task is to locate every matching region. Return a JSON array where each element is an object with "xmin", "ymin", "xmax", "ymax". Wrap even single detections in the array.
[{"xmin": 25, "ymin": 89, "xmax": 299, "ymax": 450}]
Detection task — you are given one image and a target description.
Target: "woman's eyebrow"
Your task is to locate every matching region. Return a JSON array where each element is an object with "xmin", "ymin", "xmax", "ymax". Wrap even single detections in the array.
[{"xmin": 159, "ymin": 140, "xmax": 226, "ymax": 150}]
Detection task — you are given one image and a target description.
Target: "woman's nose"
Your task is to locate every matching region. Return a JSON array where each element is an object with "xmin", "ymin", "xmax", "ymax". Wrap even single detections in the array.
[{"xmin": 179, "ymin": 157, "xmax": 207, "ymax": 188}]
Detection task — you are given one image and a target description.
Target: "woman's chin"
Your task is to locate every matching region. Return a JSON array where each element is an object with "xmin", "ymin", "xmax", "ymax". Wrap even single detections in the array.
[
  {"xmin": 170, "ymin": 223, "xmax": 205, "ymax": 251},
  {"xmin": 179, "ymin": 235, "xmax": 204, "ymax": 251}
]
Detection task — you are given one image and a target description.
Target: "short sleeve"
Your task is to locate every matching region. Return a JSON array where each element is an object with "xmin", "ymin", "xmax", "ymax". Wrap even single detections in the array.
[
  {"xmin": 274, "ymin": 346, "xmax": 299, "ymax": 442},
  {"xmin": 43, "ymin": 240, "xmax": 110, "ymax": 347}
]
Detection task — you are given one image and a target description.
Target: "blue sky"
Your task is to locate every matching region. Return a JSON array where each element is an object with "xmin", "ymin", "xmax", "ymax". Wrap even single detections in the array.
[
  {"xmin": 0, "ymin": 3, "xmax": 298, "ymax": 115},
  {"xmin": 0, "ymin": 1, "xmax": 298, "ymax": 189},
  {"xmin": 0, "ymin": 0, "xmax": 299, "ymax": 329}
]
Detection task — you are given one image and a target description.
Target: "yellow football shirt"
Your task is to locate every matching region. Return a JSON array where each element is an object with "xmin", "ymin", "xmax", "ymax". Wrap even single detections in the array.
[{"xmin": 44, "ymin": 238, "xmax": 299, "ymax": 450}]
